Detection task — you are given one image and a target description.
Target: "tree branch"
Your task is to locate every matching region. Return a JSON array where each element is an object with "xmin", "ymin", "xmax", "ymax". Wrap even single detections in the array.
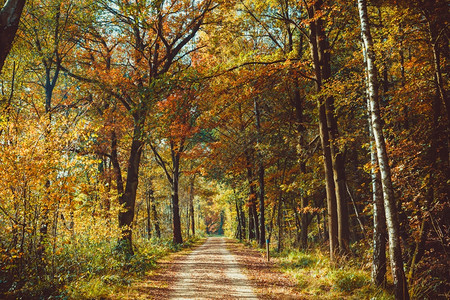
[
  {"xmin": 203, "ymin": 59, "xmax": 317, "ymax": 82},
  {"xmin": 149, "ymin": 141, "xmax": 173, "ymax": 184}
]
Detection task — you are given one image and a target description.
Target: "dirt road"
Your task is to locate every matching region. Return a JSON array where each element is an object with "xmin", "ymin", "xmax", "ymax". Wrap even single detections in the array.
[{"xmin": 169, "ymin": 237, "xmax": 259, "ymax": 299}]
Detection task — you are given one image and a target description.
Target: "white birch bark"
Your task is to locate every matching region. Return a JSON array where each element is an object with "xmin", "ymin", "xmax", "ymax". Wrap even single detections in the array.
[
  {"xmin": 357, "ymin": 0, "xmax": 409, "ymax": 298},
  {"xmin": 362, "ymin": 39, "xmax": 387, "ymax": 286}
]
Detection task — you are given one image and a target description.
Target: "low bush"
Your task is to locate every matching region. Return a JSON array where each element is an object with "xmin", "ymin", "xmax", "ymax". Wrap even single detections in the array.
[
  {"xmin": 1, "ymin": 232, "xmax": 201, "ymax": 299},
  {"xmin": 331, "ymin": 269, "xmax": 368, "ymax": 293}
]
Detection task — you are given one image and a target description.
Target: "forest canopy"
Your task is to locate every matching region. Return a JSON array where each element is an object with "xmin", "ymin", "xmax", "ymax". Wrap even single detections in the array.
[{"xmin": 0, "ymin": 0, "xmax": 448, "ymax": 299}]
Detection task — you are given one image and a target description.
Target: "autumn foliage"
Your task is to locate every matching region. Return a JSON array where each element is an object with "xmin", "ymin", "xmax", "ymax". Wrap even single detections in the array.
[{"xmin": 0, "ymin": 0, "xmax": 448, "ymax": 298}]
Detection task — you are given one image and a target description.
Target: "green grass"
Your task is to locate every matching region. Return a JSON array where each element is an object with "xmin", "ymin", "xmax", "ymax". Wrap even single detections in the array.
[
  {"xmin": 267, "ymin": 248, "xmax": 393, "ymax": 299},
  {"xmin": 12, "ymin": 236, "xmax": 200, "ymax": 299},
  {"xmin": 64, "ymin": 236, "xmax": 202, "ymax": 299}
]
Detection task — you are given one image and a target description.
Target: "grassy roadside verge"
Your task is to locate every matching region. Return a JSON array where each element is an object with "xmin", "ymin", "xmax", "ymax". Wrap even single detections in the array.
[
  {"xmin": 235, "ymin": 239, "xmax": 394, "ymax": 299},
  {"xmin": 63, "ymin": 236, "xmax": 205, "ymax": 299},
  {"xmin": 271, "ymin": 248, "xmax": 393, "ymax": 299}
]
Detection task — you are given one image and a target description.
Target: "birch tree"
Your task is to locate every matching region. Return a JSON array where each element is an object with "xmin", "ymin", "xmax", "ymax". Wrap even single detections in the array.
[{"xmin": 357, "ymin": 0, "xmax": 409, "ymax": 298}]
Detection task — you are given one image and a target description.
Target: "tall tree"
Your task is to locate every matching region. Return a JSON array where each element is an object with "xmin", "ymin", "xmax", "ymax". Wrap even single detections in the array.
[
  {"xmin": 150, "ymin": 84, "xmax": 203, "ymax": 244},
  {"xmin": 254, "ymin": 97, "xmax": 266, "ymax": 247},
  {"xmin": 188, "ymin": 175, "xmax": 196, "ymax": 237},
  {"xmin": 68, "ymin": 0, "xmax": 215, "ymax": 250},
  {"xmin": 368, "ymin": 103, "xmax": 387, "ymax": 286},
  {"xmin": 361, "ymin": 33, "xmax": 387, "ymax": 285},
  {"xmin": 314, "ymin": 0, "xmax": 349, "ymax": 255},
  {"xmin": 306, "ymin": 0, "xmax": 339, "ymax": 259},
  {"xmin": 357, "ymin": 0, "xmax": 409, "ymax": 298}
]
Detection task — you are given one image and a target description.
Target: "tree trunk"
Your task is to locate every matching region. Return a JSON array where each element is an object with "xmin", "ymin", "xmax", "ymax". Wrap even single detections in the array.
[
  {"xmin": 258, "ymin": 148, "xmax": 266, "ymax": 245},
  {"xmin": 118, "ymin": 115, "xmax": 145, "ymax": 256},
  {"xmin": 146, "ymin": 186, "xmax": 152, "ymax": 239},
  {"xmin": 186, "ymin": 205, "xmax": 190, "ymax": 238},
  {"xmin": 362, "ymin": 41, "xmax": 388, "ymax": 286},
  {"xmin": 145, "ymin": 180, "xmax": 158, "ymax": 240},
  {"xmin": 254, "ymin": 98, "xmax": 266, "ymax": 248},
  {"xmin": 292, "ymin": 198, "xmax": 302, "ymax": 247},
  {"xmin": 218, "ymin": 211, "xmax": 225, "ymax": 235},
  {"xmin": 251, "ymin": 201, "xmax": 259, "ymax": 241},
  {"xmin": 314, "ymin": 1, "xmax": 350, "ymax": 254},
  {"xmin": 286, "ymin": 1, "xmax": 310, "ymax": 251},
  {"xmin": 152, "ymin": 199, "xmax": 161, "ymax": 239},
  {"xmin": 331, "ymin": 146, "xmax": 349, "ymax": 254},
  {"xmin": 308, "ymin": 6, "xmax": 338, "ymax": 259},
  {"xmin": 427, "ymin": 7, "xmax": 449, "ymax": 128},
  {"xmin": 189, "ymin": 176, "xmax": 195, "ymax": 237},
  {"xmin": 358, "ymin": 1, "xmax": 409, "ymax": 298},
  {"xmin": 277, "ymin": 196, "xmax": 283, "ymax": 252},
  {"xmin": 370, "ymin": 122, "xmax": 387, "ymax": 286},
  {"xmin": 300, "ymin": 195, "xmax": 308, "ymax": 249},
  {"xmin": 171, "ymin": 150, "xmax": 183, "ymax": 244},
  {"xmin": 427, "ymin": 10, "xmax": 449, "ymax": 170},
  {"xmin": 248, "ymin": 203, "xmax": 255, "ymax": 240},
  {"xmin": 240, "ymin": 199, "xmax": 246, "ymax": 239},
  {"xmin": 291, "ymin": 75, "xmax": 309, "ymax": 250},
  {"xmin": 0, "ymin": 0, "xmax": 26, "ymax": 72},
  {"xmin": 245, "ymin": 150, "xmax": 259, "ymax": 241},
  {"xmin": 111, "ymin": 129, "xmax": 125, "ymax": 202},
  {"xmin": 235, "ymin": 199, "xmax": 242, "ymax": 239},
  {"xmin": 315, "ymin": 71, "xmax": 338, "ymax": 260}
]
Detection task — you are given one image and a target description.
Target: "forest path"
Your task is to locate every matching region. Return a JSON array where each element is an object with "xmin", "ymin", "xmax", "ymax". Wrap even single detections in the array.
[
  {"xmin": 115, "ymin": 237, "xmax": 302, "ymax": 299},
  {"xmin": 169, "ymin": 236, "xmax": 258, "ymax": 299}
]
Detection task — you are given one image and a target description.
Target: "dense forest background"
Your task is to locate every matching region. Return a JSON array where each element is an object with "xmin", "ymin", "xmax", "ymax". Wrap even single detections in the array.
[{"xmin": 0, "ymin": 0, "xmax": 448, "ymax": 299}]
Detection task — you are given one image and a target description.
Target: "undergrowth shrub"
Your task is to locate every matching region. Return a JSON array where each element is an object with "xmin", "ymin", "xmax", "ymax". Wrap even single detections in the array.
[
  {"xmin": 280, "ymin": 250, "xmax": 319, "ymax": 269},
  {"xmin": 331, "ymin": 269, "xmax": 368, "ymax": 293},
  {"xmin": 249, "ymin": 242, "xmax": 394, "ymax": 299},
  {"xmin": 65, "ymin": 235, "xmax": 200, "ymax": 299},
  {"xmin": 1, "ymin": 229, "xmax": 200, "ymax": 299}
]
